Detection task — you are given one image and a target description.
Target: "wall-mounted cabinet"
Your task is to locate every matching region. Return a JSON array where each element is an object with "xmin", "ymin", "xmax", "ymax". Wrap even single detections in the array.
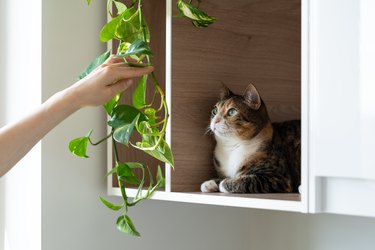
[
  {"xmin": 108, "ymin": 0, "xmax": 375, "ymax": 217},
  {"xmin": 108, "ymin": 0, "xmax": 307, "ymax": 213}
]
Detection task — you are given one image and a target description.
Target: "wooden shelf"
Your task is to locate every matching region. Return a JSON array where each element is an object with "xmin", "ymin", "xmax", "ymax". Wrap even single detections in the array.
[{"xmin": 108, "ymin": 188, "xmax": 303, "ymax": 211}]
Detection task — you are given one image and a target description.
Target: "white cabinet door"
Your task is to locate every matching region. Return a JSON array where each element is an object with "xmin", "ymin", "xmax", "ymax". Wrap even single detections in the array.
[{"xmin": 309, "ymin": 0, "xmax": 375, "ymax": 217}]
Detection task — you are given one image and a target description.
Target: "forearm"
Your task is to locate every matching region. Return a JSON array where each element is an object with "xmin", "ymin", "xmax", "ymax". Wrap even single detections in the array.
[
  {"xmin": 0, "ymin": 58, "xmax": 153, "ymax": 177},
  {"xmin": 0, "ymin": 87, "xmax": 80, "ymax": 176}
]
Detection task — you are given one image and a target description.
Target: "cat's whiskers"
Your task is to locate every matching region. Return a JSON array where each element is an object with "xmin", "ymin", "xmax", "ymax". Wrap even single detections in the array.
[
  {"xmin": 213, "ymin": 123, "xmax": 235, "ymax": 138},
  {"xmin": 204, "ymin": 125, "xmax": 213, "ymax": 135}
]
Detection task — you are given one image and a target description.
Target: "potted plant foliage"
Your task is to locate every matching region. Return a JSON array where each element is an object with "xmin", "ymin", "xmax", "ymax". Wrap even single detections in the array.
[{"xmin": 69, "ymin": 0, "xmax": 215, "ymax": 236}]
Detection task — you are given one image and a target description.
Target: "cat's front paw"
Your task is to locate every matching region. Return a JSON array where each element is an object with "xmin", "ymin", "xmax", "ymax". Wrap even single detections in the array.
[
  {"xmin": 219, "ymin": 179, "xmax": 230, "ymax": 193},
  {"xmin": 200, "ymin": 180, "xmax": 219, "ymax": 193}
]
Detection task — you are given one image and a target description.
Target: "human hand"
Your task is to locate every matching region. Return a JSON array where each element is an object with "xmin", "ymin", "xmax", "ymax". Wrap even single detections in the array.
[{"xmin": 68, "ymin": 55, "xmax": 154, "ymax": 108}]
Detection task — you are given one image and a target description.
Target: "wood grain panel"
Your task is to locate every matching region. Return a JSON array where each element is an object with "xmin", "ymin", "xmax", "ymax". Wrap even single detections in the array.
[
  {"xmin": 112, "ymin": 0, "xmax": 166, "ymax": 188},
  {"xmin": 171, "ymin": 0, "xmax": 301, "ymax": 191}
]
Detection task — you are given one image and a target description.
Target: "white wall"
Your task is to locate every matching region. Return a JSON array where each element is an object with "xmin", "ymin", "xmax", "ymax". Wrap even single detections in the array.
[
  {"xmin": 0, "ymin": 0, "xmax": 6, "ymax": 127},
  {"xmin": 41, "ymin": 0, "xmax": 109, "ymax": 249},
  {"xmin": 28, "ymin": 0, "xmax": 375, "ymax": 250},
  {"xmin": 0, "ymin": 0, "xmax": 41, "ymax": 250},
  {"xmin": 0, "ymin": 0, "xmax": 6, "ymax": 247}
]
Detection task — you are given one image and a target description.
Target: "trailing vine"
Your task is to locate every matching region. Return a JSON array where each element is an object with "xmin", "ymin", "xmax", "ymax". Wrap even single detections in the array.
[{"xmin": 69, "ymin": 0, "xmax": 215, "ymax": 236}]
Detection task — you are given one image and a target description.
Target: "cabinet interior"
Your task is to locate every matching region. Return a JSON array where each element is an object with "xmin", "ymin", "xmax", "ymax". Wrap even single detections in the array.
[{"xmin": 170, "ymin": 0, "xmax": 301, "ymax": 194}]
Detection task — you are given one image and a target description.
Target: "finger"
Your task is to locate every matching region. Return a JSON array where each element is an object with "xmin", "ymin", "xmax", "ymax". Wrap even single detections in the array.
[
  {"xmin": 107, "ymin": 62, "xmax": 152, "ymax": 68},
  {"xmin": 103, "ymin": 55, "xmax": 125, "ymax": 65},
  {"xmin": 106, "ymin": 56, "xmax": 138, "ymax": 65},
  {"xmin": 107, "ymin": 62, "xmax": 138, "ymax": 67},
  {"xmin": 109, "ymin": 79, "xmax": 134, "ymax": 94},
  {"xmin": 112, "ymin": 65, "xmax": 154, "ymax": 79}
]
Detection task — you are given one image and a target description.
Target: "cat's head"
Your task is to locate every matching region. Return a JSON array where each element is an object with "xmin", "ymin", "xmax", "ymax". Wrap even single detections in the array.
[{"xmin": 210, "ymin": 83, "xmax": 270, "ymax": 140}]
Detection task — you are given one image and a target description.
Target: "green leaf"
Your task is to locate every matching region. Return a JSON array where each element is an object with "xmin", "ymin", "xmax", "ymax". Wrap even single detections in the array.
[
  {"xmin": 118, "ymin": 42, "xmax": 132, "ymax": 55},
  {"xmin": 132, "ymin": 75, "xmax": 148, "ymax": 109},
  {"xmin": 117, "ymin": 39, "xmax": 152, "ymax": 57},
  {"xmin": 126, "ymin": 162, "xmax": 145, "ymax": 169},
  {"xmin": 116, "ymin": 163, "xmax": 141, "ymax": 185},
  {"xmin": 136, "ymin": 141, "xmax": 151, "ymax": 148},
  {"xmin": 115, "ymin": 8, "xmax": 150, "ymax": 43},
  {"xmin": 103, "ymin": 92, "xmax": 123, "ymax": 116},
  {"xmin": 176, "ymin": 0, "xmax": 216, "ymax": 28},
  {"xmin": 78, "ymin": 50, "xmax": 111, "ymax": 80},
  {"xmin": 143, "ymin": 138, "xmax": 174, "ymax": 167},
  {"xmin": 105, "ymin": 166, "xmax": 118, "ymax": 177},
  {"xmin": 68, "ymin": 130, "xmax": 93, "ymax": 158},
  {"xmin": 100, "ymin": 13, "xmax": 124, "ymax": 42},
  {"xmin": 159, "ymin": 139, "xmax": 174, "ymax": 166},
  {"xmin": 144, "ymin": 108, "xmax": 157, "ymax": 124},
  {"xmin": 116, "ymin": 215, "xmax": 140, "ymax": 237},
  {"xmin": 192, "ymin": 19, "xmax": 214, "ymax": 28},
  {"xmin": 115, "ymin": 163, "xmax": 133, "ymax": 177},
  {"xmin": 156, "ymin": 166, "xmax": 165, "ymax": 188},
  {"xmin": 138, "ymin": 121, "xmax": 159, "ymax": 136},
  {"xmin": 69, "ymin": 137, "xmax": 90, "ymax": 158},
  {"xmin": 108, "ymin": 105, "xmax": 146, "ymax": 128},
  {"xmin": 113, "ymin": 114, "xmax": 139, "ymax": 146},
  {"xmin": 118, "ymin": 41, "xmax": 146, "ymax": 63},
  {"xmin": 99, "ymin": 196, "xmax": 123, "ymax": 211},
  {"xmin": 86, "ymin": 0, "xmax": 91, "ymax": 6},
  {"xmin": 136, "ymin": 122, "xmax": 161, "ymax": 149},
  {"xmin": 135, "ymin": 122, "xmax": 160, "ymax": 151},
  {"xmin": 114, "ymin": 1, "xmax": 127, "ymax": 14}
]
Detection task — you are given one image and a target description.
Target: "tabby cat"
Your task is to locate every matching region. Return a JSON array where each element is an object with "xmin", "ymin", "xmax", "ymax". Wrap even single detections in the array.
[{"xmin": 201, "ymin": 83, "xmax": 300, "ymax": 193}]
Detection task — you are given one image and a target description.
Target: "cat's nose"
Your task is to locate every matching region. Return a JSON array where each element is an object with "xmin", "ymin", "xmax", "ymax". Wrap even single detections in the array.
[{"xmin": 214, "ymin": 117, "xmax": 221, "ymax": 124}]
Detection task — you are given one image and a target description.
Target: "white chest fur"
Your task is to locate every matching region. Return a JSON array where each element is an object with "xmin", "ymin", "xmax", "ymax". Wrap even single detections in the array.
[{"xmin": 214, "ymin": 137, "xmax": 261, "ymax": 178}]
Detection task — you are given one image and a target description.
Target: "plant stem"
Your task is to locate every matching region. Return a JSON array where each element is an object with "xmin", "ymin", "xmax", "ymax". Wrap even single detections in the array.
[
  {"xmin": 144, "ymin": 90, "xmax": 157, "ymax": 108},
  {"xmin": 107, "ymin": 0, "xmax": 114, "ymax": 18},
  {"xmin": 112, "ymin": 137, "xmax": 120, "ymax": 163},
  {"xmin": 150, "ymin": 119, "xmax": 166, "ymax": 128},
  {"xmin": 89, "ymin": 133, "xmax": 112, "ymax": 146},
  {"xmin": 113, "ymin": 136, "xmax": 129, "ymax": 210}
]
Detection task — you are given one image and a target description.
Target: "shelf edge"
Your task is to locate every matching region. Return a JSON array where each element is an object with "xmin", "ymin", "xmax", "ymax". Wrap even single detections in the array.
[{"xmin": 108, "ymin": 187, "xmax": 304, "ymax": 212}]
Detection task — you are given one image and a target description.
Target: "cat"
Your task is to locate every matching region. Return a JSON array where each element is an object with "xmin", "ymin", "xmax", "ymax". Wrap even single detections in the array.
[{"xmin": 201, "ymin": 83, "xmax": 301, "ymax": 193}]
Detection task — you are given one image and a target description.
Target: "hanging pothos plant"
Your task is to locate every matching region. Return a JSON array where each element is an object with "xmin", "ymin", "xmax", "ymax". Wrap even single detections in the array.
[{"xmin": 69, "ymin": 0, "xmax": 215, "ymax": 237}]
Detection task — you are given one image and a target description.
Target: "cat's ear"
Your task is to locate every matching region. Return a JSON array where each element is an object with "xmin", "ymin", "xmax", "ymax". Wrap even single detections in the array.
[
  {"xmin": 220, "ymin": 83, "xmax": 234, "ymax": 100},
  {"xmin": 243, "ymin": 83, "xmax": 261, "ymax": 110}
]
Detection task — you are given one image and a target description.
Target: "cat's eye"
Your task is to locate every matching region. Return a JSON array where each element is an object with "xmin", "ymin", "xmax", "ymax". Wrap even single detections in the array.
[
  {"xmin": 227, "ymin": 108, "xmax": 238, "ymax": 116},
  {"xmin": 211, "ymin": 107, "xmax": 218, "ymax": 116}
]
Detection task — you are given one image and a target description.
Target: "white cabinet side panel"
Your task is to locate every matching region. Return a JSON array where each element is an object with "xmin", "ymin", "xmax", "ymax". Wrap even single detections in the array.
[{"xmin": 310, "ymin": 0, "xmax": 375, "ymax": 180}]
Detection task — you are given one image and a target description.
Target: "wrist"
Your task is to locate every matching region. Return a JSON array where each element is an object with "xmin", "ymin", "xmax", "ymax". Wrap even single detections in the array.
[
  {"xmin": 61, "ymin": 84, "xmax": 85, "ymax": 111},
  {"xmin": 46, "ymin": 86, "xmax": 82, "ymax": 116}
]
